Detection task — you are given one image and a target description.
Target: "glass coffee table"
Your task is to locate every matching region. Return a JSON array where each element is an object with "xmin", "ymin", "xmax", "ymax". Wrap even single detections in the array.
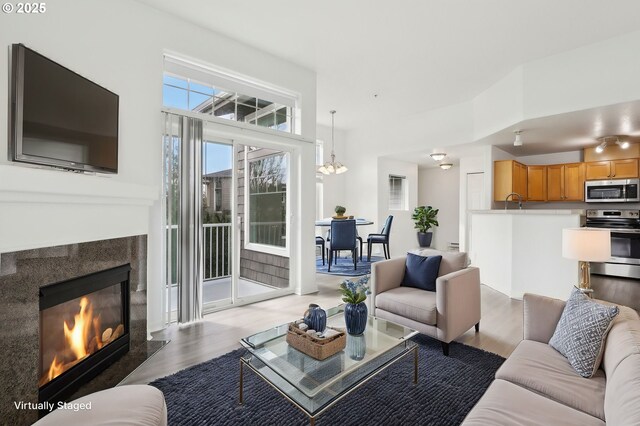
[{"xmin": 239, "ymin": 305, "xmax": 418, "ymax": 425}]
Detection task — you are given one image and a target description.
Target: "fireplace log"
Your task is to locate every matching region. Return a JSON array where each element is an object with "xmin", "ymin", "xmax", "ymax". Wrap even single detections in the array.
[
  {"xmin": 87, "ymin": 336, "xmax": 98, "ymax": 355},
  {"xmin": 102, "ymin": 328, "xmax": 113, "ymax": 343},
  {"xmin": 111, "ymin": 324, "xmax": 124, "ymax": 341}
]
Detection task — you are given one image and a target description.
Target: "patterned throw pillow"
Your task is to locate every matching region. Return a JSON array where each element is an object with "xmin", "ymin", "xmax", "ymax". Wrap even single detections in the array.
[{"xmin": 549, "ymin": 287, "xmax": 619, "ymax": 378}]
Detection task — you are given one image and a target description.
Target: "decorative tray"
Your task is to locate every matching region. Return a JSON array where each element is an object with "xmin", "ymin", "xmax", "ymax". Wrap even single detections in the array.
[{"xmin": 286, "ymin": 323, "xmax": 346, "ymax": 360}]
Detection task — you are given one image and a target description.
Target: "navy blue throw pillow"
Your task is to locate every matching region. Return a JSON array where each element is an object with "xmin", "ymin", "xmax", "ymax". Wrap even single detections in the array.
[{"xmin": 401, "ymin": 253, "xmax": 442, "ymax": 291}]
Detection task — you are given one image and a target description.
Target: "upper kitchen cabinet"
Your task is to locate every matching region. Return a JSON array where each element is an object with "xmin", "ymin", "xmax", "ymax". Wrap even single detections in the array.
[
  {"xmin": 547, "ymin": 163, "xmax": 585, "ymax": 201},
  {"xmin": 527, "ymin": 165, "xmax": 547, "ymax": 201},
  {"xmin": 494, "ymin": 160, "xmax": 527, "ymax": 201},
  {"xmin": 585, "ymin": 159, "xmax": 638, "ymax": 180}
]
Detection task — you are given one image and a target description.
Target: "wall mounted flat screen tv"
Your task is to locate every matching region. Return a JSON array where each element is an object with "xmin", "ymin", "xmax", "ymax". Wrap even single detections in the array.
[{"xmin": 9, "ymin": 44, "xmax": 119, "ymax": 173}]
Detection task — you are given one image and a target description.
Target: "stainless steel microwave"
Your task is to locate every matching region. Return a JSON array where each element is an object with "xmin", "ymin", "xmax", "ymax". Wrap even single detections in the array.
[{"xmin": 585, "ymin": 179, "xmax": 640, "ymax": 203}]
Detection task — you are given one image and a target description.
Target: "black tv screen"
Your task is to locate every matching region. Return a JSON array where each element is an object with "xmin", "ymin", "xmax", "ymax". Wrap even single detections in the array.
[{"xmin": 10, "ymin": 44, "xmax": 119, "ymax": 173}]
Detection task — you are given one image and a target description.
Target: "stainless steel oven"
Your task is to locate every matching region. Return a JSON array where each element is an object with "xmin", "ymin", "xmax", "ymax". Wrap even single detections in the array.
[
  {"xmin": 586, "ymin": 209, "xmax": 640, "ymax": 279},
  {"xmin": 585, "ymin": 179, "xmax": 639, "ymax": 203}
]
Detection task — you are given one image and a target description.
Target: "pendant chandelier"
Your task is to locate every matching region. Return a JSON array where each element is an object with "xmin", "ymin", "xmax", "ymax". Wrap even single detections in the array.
[{"xmin": 318, "ymin": 110, "xmax": 348, "ymax": 175}]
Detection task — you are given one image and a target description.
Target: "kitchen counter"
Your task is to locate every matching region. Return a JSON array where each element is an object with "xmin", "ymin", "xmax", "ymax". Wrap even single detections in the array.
[
  {"xmin": 469, "ymin": 210, "xmax": 582, "ymax": 300},
  {"xmin": 470, "ymin": 209, "xmax": 584, "ymax": 215}
]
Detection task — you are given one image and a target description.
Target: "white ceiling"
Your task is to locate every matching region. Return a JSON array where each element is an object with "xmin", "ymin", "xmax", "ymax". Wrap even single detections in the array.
[
  {"xmin": 387, "ymin": 100, "xmax": 640, "ymax": 167},
  {"xmin": 139, "ymin": 0, "xmax": 640, "ymax": 129}
]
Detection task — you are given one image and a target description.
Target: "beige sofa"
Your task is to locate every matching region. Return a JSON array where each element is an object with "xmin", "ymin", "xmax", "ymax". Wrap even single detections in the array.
[
  {"xmin": 371, "ymin": 249, "xmax": 481, "ymax": 355},
  {"xmin": 33, "ymin": 385, "xmax": 167, "ymax": 426},
  {"xmin": 463, "ymin": 293, "xmax": 640, "ymax": 425}
]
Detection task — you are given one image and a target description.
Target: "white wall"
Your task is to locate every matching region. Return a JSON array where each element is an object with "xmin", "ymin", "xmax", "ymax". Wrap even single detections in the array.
[
  {"xmin": 523, "ymin": 30, "xmax": 640, "ymax": 121},
  {"xmin": 418, "ymin": 166, "xmax": 460, "ymax": 250},
  {"xmin": 516, "ymin": 150, "xmax": 582, "ymax": 165},
  {"xmin": 345, "ymin": 102, "xmax": 475, "ymax": 252},
  {"xmin": 316, "ymin": 124, "xmax": 347, "ymax": 218},
  {"xmin": 471, "ymin": 212, "xmax": 581, "ymax": 300},
  {"xmin": 0, "ymin": 0, "xmax": 317, "ymax": 332},
  {"xmin": 473, "ymin": 67, "xmax": 524, "ymax": 138},
  {"xmin": 459, "ymin": 148, "xmax": 492, "ymax": 253}
]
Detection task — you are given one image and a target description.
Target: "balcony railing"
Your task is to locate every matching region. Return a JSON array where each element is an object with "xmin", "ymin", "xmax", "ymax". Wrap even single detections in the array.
[
  {"xmin": 249, "ymin": 221, "xmax": 286, "ymax": 247},
  {"xmin": 167, "ymin": 223, "xmax": 232, "ymax": 284},
  {"xmin": 203, "ymin": 223, "xmax": 232, "ymax": 280},
  {"xmin": 166, "ymin": 221, "xmax": 284, "ymax": 285}
]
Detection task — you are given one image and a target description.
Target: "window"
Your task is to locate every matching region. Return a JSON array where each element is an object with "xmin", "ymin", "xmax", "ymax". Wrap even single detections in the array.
[
  {"xmin": 214, "ymin": 180, "xmax": 223, "ymax": 212},
  {"xmin": 163, "ymin": 55, "xmax": 298, "ymax": 134},
  {"xmin": 315, "ymin": 140, "xmax": 324, "ymax": 167},
  {"xmin": 316, "ymin": 180, "xmax": 324, "ymax": 221},
  {"xmin": 247, "ymin": 151, "xmax": 288, "ymax": 250},
  {"xmin": 315, "ymin": 140, "xmax": 324, "ymax": 219},
  {"xmin": 389, "ymin": 175, "xmax": 408, "ymax": 210}
]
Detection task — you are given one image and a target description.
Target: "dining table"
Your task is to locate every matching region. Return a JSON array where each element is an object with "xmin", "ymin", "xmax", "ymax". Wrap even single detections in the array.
[
  {"xmin": 314, "ymin": 218, "xmax": 374, "ymax": 227},
  {"xmin": 315, "ymin": 218, "xmax": 374, "ymax": 263}
]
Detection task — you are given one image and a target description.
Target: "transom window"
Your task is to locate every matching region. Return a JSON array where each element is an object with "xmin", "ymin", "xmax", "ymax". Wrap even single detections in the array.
[{"xmin": 162, "ymin": 55, "xmax": 298, "ymax": 134}]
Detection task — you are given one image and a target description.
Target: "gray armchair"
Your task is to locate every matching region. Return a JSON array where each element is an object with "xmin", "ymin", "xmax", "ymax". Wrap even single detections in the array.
[{"xmin": 371, "ymin": 249, "xmax": 481, "ymax": 355}]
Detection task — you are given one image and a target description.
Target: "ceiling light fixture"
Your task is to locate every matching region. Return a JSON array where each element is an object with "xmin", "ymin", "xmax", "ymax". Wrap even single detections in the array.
[
  {"xmin": 616, "ymin": 138, "xmax": 630, "ymax": 149},
  {"xmin": 595, "ymin": 139, "xmax": 608, "ymax": 153},
  {"xmin": 318, "ymin": 110, "xmax": 348, "ymax": 175},
  {"xmin": 513, "ymin": 130, "xmax": 523, "ymax": 147},
  {"xmin": 430, "ymin": 153, "xmax": 446, "ymax": 161},
  {"xmin": 439, "ymin": 163, "xmax": 453, "ymax": 170}
]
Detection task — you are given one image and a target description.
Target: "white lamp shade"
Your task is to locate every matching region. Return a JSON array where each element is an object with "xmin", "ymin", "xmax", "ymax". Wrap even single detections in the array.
[{"xmin": 562, "ymin": 228, "xmax": 611, "ymax": 262}]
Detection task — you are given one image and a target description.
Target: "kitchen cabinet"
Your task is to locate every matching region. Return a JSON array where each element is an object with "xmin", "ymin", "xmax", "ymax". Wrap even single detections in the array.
[
  {"xmin": 547, "ymin": 163, "xmax": 585, "ymax": 201},
  {"xmin": 494, "ymin": 160, "xmax": 527, "ymax": 201},
  {"xmin": 527, "ymin": 166, "xmax": 547, "ymax": 201},
  {"xmin": 564, "ymin": 163, "xmax": 586, "ymax": 200},
  {"xmin": 585, "ymin": 159, "xmax": 638, "ymax": 180}
]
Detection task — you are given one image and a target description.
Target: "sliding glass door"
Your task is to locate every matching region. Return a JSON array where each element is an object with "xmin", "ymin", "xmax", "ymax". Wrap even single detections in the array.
[
  {"xmin": 163, "ymin": 113, "xmax": 294, "ymax": 323},
  {"xmin": 234, "ymin": 142, "xmax": 290, "ymax": 300},
  {"xmin": 201, "ymin": 140, "xmax": 234, "ymax": 310}
]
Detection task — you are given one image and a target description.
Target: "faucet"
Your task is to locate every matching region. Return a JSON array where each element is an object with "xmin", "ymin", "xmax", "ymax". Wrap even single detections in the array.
[{"xmin": 504, "ymin": 192, "xmax": 523, "ymax": 210}]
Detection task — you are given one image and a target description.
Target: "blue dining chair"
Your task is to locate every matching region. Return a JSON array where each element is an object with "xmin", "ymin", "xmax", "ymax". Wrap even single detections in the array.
[
  {"xmin": 367, "ymin": 215, "xmax": 393, "ymax": 261},
  {"xmin": 327, "ymin": 219, "xmax": 358, "ymax": 272},
  {"xmin": 315, "ymin": 236, "xmax": 325, "ymax": 265}
]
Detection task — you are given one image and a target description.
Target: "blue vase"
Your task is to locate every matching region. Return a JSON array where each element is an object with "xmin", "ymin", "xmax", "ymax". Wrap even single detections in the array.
[
  {"xmin": 347, "ymin": 334, "xmax": 366, "ymax": 361},
  {"xmin": 344, "ymin": 302, "xmax": 368, "ymax": 335},
  {"xmin": 304, "ymin": 304, "xmax": 327, "ymax": 332}
]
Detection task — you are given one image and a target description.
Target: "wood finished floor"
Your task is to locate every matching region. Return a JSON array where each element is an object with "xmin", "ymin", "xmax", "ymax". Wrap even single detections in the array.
[{"xmin": 121, "ymin": 274, "xmax": 523, "ymax": 385}]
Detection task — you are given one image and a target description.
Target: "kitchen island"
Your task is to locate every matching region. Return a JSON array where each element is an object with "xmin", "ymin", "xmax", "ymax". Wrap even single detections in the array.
[{"xmin": 469, "ymin": 209, "xmax": 583, "ymax": 300}]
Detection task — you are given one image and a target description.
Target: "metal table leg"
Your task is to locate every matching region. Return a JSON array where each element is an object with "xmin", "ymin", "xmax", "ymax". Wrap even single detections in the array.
[
  {"xmin": 414, "ymin": 346, "xmax": 418, "ymax": 384},
  {"xmin": 239, "ymin": 359, "xmax": 244, "ymax": 404}
]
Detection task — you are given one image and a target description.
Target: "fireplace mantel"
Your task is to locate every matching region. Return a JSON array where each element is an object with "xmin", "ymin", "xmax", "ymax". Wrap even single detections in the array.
[{"xmin": 0, "ymin": 164, "xmax": 159, "ymax": 206}]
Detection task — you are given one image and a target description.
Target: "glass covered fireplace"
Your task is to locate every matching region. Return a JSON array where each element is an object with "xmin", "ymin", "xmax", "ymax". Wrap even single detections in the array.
[{"xmin": 39, "ymin": 265, "xmax": 130, "ymax": 405}]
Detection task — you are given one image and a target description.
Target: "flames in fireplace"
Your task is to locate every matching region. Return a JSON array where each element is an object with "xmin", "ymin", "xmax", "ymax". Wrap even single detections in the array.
[{"xmin": 39, "ymin": 296, "xmax": 124, "ymax": 388}]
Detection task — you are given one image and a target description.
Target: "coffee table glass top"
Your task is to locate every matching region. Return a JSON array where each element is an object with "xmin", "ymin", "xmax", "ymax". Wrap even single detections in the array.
[{"xmin": 240, "ymin": 305, "xmax": 418, "ymax": 415}]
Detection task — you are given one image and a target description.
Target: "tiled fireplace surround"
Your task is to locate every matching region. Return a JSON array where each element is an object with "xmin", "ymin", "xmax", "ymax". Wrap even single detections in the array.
[{"xmin": 0, "ymin": 235, "xmax": 152, "ymax": 425}]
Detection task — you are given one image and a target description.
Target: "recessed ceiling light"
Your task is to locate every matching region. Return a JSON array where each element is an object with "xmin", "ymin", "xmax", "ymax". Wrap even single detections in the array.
[
  {"xmin": 430, "ymin": 153, "xmax": 446, "ymax": 161},
  {"xmin": 439, "ymin": 163, "xmax": 453, "ymax": 170}
]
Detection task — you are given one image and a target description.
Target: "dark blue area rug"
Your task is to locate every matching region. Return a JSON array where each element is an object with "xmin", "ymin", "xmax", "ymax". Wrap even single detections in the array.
[
  {"xmin": 150, "ymin": 335, "xmax": 504, "ymax": 426},
  {"xmin": 315, "ymin": 255, "xmax": 384, "ymax": 276}
]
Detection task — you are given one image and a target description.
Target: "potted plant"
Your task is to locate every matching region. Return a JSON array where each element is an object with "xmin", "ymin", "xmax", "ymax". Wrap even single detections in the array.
[
  {"xmin": 339, "ymin": 276, "xmax": 370, "ymax": 335},
  {"xmin": 334, "ymin": 205, "xmax": 347, "ymax": 219},
  {"xmin": 412, "ymin": 205, "xmax": 439, "ymax": 247}
]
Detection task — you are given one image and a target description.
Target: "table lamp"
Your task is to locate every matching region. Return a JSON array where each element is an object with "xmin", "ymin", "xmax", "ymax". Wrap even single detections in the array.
[{"xmin": 562, "ymin": 228, "xmax": 611, "ymax": 294}]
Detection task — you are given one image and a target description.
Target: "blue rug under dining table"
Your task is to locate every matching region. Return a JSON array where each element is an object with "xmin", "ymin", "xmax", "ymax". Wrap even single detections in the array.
[{"xmin": 315, "ymin": 255, "xmax": 385, "ymax": 276}]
